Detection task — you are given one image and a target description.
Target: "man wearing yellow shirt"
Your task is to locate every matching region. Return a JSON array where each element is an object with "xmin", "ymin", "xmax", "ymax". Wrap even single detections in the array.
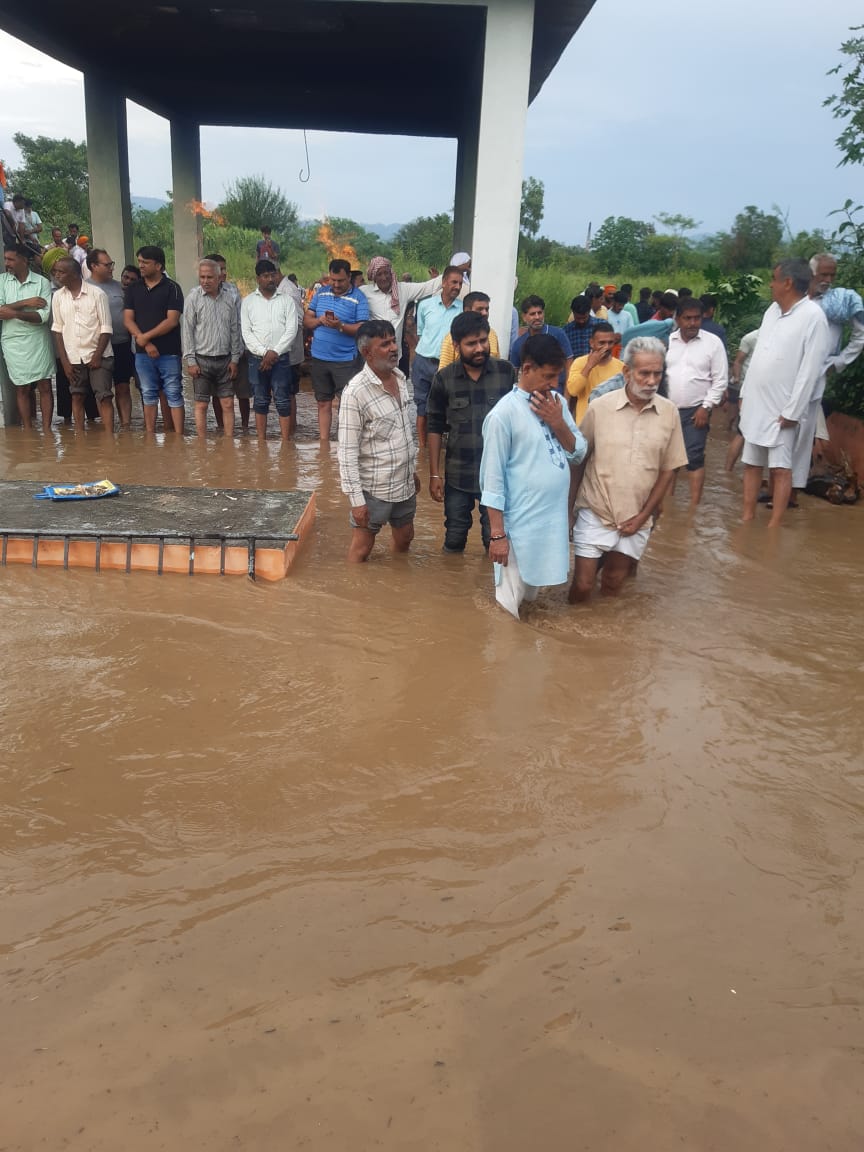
[
  {"xmin": 565, "ymin": 324, "xmax": 622, "ymax": 423},
  {"xmin": 439, "ymin": 291, "xmax": 500, "ymax": 366}
]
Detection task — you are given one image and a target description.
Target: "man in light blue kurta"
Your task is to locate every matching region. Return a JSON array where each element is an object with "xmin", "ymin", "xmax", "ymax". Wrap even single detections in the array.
[{"xmin": 480, "ymin": 334, "xmax": 587, "ymax": 618}]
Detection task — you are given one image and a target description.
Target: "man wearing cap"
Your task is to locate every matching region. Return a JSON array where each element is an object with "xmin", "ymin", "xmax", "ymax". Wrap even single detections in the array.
[
  {"xmin": 451, "ymin": 251, "xmax": 471, "ymax": 290},
  {"xmin": 359, "ymin": 256, "xmax": 442, "ymax": 348}
]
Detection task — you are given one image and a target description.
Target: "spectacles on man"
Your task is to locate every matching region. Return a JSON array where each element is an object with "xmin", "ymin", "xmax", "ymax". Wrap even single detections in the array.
[{"xmin": 99, "ymin": 261, "xmax": 115, "ymax": 269}]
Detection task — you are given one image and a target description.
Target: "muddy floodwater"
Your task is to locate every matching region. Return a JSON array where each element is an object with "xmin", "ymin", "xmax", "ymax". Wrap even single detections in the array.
[{"xmin": 2, "ymin": 392, "xmax": 863, "ymax": 1151}]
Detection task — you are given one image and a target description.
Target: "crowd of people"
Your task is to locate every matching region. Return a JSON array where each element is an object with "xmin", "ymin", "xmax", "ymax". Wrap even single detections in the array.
[{"xmin": 1, "ymin": 189, "xmax": 862, "ymax": 617}]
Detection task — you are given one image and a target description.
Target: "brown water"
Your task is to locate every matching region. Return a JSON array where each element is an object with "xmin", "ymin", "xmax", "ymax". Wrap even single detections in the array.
[{"xmin": 2, "ymin": 395, "xmax": 863, "ymax": 1151}]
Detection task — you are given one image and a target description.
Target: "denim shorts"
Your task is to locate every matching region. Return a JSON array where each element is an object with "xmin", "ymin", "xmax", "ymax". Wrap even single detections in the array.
[
  {"xmin": 135, "ymin": 353, "xmax": 184, "ymax": 408},
  {"xmin": 248, "ymin": 353, "xmax": 293, "ymax": 417}
]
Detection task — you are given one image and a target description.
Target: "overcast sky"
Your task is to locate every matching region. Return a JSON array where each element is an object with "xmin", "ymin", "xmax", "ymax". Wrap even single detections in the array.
[{"xmin": 0, "ymin": 0, "xmax": 860, "ymax": 244}]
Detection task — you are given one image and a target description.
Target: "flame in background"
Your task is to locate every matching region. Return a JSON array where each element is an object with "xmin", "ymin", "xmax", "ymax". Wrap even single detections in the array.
[
  {"xmin": 188, "ymin": 200, "xmax": 226, "ymax": 227},
  {"xmin": 317, "ymin": 218, "xmax": 358, "ymax": 265}
]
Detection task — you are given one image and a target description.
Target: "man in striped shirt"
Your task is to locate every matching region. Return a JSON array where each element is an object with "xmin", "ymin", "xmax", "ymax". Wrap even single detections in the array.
[
  {"xmin": 182, "ymin": 259, "xmax": 242, "ymax": 437},
  {"xmin": 337, "ymin": 319, "xmax": 419, "ymax": 563},
  {"xmin": 304, "ymin": 258, "xmax": 370, "ymax": 442}
]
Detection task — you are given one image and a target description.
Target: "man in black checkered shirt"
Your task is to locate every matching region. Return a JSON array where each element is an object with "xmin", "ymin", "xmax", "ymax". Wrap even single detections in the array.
[{"xmin": 426, "ymin": 311, "xmax": 517, "ymax": 553}]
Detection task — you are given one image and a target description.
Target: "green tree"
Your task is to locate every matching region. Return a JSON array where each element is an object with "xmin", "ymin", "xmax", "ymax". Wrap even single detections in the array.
[
  {"xmin": 392, "ymin": 213, "xmax": 453, "ymax": 267},
  {"xmin": 825, "ymin": 25, "xmax": 864, "ymax": 166},
  {"xmin": 217, "ymin": 175, "xmax": 299, "ymax": 237},
  {"xmin": 520, "ymin": 177, "xmax": 545, "ymax": 238},
  {"xmin": 591, "ymin": 216, "xmax": 656, "ymax": 273},
  {"xmin": 7, "ymin": 133, "xmax": 89, "ymax": 232},
  {"xmin": 719, "ymin": 206, "xmax": 783, "ymax": 272},
  {"xmin": 654, "ymin": 212, "xmax": 700, "ymax": 271}
]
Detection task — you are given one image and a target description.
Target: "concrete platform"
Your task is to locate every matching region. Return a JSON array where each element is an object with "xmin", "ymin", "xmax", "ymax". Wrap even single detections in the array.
[{"xmin": 0, "ymin": 482, "xmax": 316, "ymax": 580}]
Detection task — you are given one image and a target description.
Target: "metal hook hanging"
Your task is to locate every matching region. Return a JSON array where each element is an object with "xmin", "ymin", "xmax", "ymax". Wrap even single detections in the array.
[{"xmin": 298, "ymin": 129, "xmax": 311, "ymax": 183}]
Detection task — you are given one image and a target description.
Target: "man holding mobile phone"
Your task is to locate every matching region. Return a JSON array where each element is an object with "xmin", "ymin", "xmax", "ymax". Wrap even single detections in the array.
[{"xmin": 304, "ymin": 258, "xmax": 370, "ymax": 442}]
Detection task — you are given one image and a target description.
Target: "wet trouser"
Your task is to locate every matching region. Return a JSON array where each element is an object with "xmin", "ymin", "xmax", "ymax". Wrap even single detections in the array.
[{"xmin": 444, "ymin": 483, "xmax": 489, "ymax": 553}]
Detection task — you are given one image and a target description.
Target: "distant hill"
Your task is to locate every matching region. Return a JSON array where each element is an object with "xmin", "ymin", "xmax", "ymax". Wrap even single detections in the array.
[
  {"xmin": 362, "ymin": 222, "xmax": 403, "ymax": 242},
  {"xmin": 132, "ymin": 196, "xmax": 168, "ymax": 212}
]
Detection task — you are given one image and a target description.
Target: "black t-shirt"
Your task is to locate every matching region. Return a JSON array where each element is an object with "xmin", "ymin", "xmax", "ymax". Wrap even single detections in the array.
[{"xmin": 123, "ymin": 274, "xmax": 184, "ymax": 356}]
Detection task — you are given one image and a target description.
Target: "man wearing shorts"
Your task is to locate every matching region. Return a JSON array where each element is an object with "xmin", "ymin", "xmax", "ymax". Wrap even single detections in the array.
[
  {"xmin": 241, "ymin": 260, "xmax": 299, "ymax": 441},
  {"xmin": 568, "ymin": 336, "xmax": 688, "ymax": 603},
  {"xmin": 182, "ymin": 258, "xmax": 241, "ymax": 437},
  {"xmin": 123, "ymin": 244, "xmax": 184, "ymax": 433},
  {"xmin": 304, "ymin": 257, "xmax": 369, "ymax": 443},
  {"xmin": 50, "ymin": 256, "xmax": 115, "ymax": 430},
  {"xmin": 88, "ymin": 248, "xmax": 134, "ymax": 428},
  {"xmin": 337, "ymin": 320, "xmax": 419, "ymax": 563},
  {"xmin": 740, "ymin": 259, "xmax": 830, "ymax": 528}
]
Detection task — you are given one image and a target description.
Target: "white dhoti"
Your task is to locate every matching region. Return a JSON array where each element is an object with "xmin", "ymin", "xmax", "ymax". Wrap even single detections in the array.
[
  {"xmin": 493, "ymin": 547, "xmax": 539, "ymax": 619},
  {"xmin": 792, "ymin": 400, "xmax": 824, "ymax": 489}
]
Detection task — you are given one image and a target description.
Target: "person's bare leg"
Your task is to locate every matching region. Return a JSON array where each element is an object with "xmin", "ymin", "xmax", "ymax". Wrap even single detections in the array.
[
  {"xmin": 347, "ymin": 527, "xmax": 376, "ymax": 563},
  {"xmin": 391, "ymin": 521, "xmax": 415, "ymax": 554},
  {"xmin": 36, "ymin": 379, "xmax": 54, "ymax": 429},
  {"xmin": 725, "ymin": 433, "xmax": 744, "ymax": 471},
  {"xmin": 278, "ymin": 414, "xmax": 291, "ymax": 441},
  {"xmin": 115, "ymin": 382, "xmax": 132, "ymax": 428},
  {"xmin": 742, "ymin": 464, "xmax": 763, "ymax": 521},
  {"xmin": 238, "ymin": 397, "xmax": 250, "ymax": 431},
  {"xmin": 219, "ymin": 396, "xmax": 234, "ymax": 438},
  {"xmin": 211, "ymin": 395, "xmax": 224, "ymax": 430},
  {"xmin": 288, "ymin": 401, "xmax": 297, "ymax": 435},
  {"xmin": 317, "ymin": 399, "xmax": 333, "ymax": 442},
  {"xmin": 255, "ymin": 412, "xmax": 268, "ymax": 441},
  {"xmin": 767, "ymin": 469, "xmax": 793, "ymax": 528},
  {"xmin": 599, "ymin": 551, "xmax": 634, "ymax": 596},
  {"xmin": 568, "ymin": 556, "xmax": 600, "ymax": 603},
  {"xmin": 143, "ymin": 402, "xmax": 158, "ymax": 434},
  {"xmin": 159, "ymin": 392, "xmax": 171, "ymax": 428},
  {"xmin": 98, "ymin": 397, "xmax": 115, "ymax": 429},
  {"xmin": 687, "ymin": 466, "xmax": 706, "ymax": 506},
  {"xmin": 169, "ymin": 404, "xmax": 184, "ymax": 434},
  {"xmin": 194, "ymin": 400, "xmax": 209, "ymax": 437},
  {"xmin": 17, "ymin": 386, "xmax": 34, "ymax": 429},
  {"xmin": 416, "ymin": 414, "xmax": 427, "ymax": 449},
  {"xmin": 71, "ymin": 393, "xmax": 86, "ymax": 432}
]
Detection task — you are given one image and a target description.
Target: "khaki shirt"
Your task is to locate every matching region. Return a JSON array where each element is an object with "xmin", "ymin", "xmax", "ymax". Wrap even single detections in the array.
[{"xmin": 576, "ymin": 388, "xmax": 688, "ymax": 527}]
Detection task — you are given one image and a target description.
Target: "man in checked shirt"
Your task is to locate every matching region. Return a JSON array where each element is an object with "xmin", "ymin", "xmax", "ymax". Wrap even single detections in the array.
[
  {"xmin": 426, "ymin": 311, "xmax": 516, "ymax": 553},
  {"xmin": 337, "ymin": 319, "xmax": 420, "ymax": 563}
]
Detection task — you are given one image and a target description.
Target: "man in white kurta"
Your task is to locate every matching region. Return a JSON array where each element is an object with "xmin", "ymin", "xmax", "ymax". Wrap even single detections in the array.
[
  {"xmin": 740, "ymin": 259, "xmax": 830, "ymax": 527},
  {"xmin": 480, "ymin": 334, "xmax": 587, "ymax": 619},
  {"xmin": 359, "ymin": 257, "xmax": 442, "ymax": 348},
  {"xmin": 793, "ymin": 254, "xmax": 864, "ymax": 488}
]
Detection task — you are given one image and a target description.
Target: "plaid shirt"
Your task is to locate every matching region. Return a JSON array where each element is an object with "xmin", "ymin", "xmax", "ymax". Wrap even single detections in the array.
[
  {"xmin": 563, "ymin": 315, "xmax": 601, "ymax": 358},
  {"xmin": 427, "ymin": 356, "xmax": 517, "ymax": 494},
  {"xmin": 338, "ymin": 362, "xmax": 416, "ymax": 506}
]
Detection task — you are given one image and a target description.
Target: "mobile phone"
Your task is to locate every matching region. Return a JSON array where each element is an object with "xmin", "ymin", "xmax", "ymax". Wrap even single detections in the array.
[{"xmin": 325, "ymin": 310, "xmax": 336, "ymax": 320}]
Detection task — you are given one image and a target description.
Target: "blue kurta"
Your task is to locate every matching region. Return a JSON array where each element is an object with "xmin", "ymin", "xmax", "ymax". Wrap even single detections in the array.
[{"xmin": 480, "ymin": 386, "xmax": 587, "ymax": 587}]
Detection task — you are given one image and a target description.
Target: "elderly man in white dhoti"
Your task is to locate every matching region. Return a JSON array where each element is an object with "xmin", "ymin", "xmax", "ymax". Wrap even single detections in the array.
[
  {"xmin": 739, "ymin": 259, "xmax": 830, "ymax": 528},
  {"xmin": 792, "ymin": 253, "xmax": 864, "ymax": 489}
]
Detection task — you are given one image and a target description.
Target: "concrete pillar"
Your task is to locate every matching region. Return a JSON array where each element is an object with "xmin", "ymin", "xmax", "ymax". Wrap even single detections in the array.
[
  {"xmin": 452, "ymin": 129, "xmax": 478, "ymax": 256},
  {"xmin": 84, "ymin": 74, "xmax": 134, "ymax": 267},
  {"xmin": 170, "ymin": 118, "xmax": 202, "ymax": 292},
  {"xmin": 467, "ymin": 0, "xmax": 535, "ymax": 353}
]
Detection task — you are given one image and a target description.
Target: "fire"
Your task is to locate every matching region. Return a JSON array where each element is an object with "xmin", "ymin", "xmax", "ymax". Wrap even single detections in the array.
[
  {"xmin": 317, "ymin": 218, "xmax": 358, "ymax": 265},
  {"xmin": 188, "ymin": 200, "xmax": 226, "ymax": 226}
]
